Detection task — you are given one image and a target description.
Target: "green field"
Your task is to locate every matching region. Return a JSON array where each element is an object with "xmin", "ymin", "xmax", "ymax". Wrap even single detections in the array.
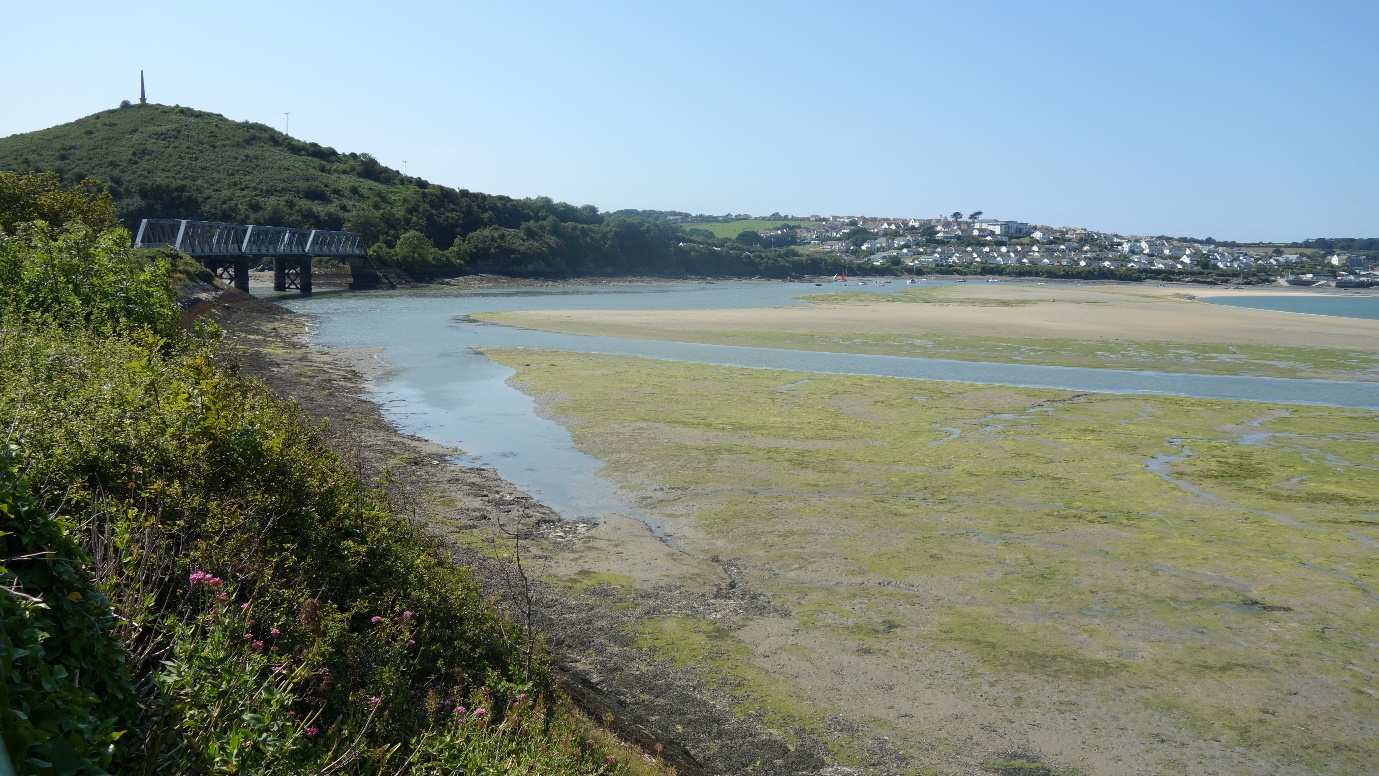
[
  {"xmin": 682, "ymin": 218, "xmax": 822, "ymax": 239},
  {"xmin": 492, "ymin": 349, "xmax": 1379, "ymax": 775}
]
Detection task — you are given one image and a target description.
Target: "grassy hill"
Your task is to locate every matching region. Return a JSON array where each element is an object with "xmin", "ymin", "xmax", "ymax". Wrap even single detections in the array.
[
  {"xmin": 0, "ymin": 104, "xmax": 838, "ymax": 277},
  {"xmin": 0, "ymin": 103, "xmax": 589, "ymax": 250}
]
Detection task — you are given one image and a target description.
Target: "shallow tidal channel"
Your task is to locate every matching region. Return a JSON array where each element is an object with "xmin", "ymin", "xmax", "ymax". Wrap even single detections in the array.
[{"xmin": 286, "ymin": 281, "xmax": 1379, "ymax": 526}]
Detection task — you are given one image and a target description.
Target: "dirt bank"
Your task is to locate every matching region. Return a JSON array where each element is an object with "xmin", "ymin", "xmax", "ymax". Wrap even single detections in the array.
[{"xmin": 207, "ymin": 290, "xmax": 845, "ymax": 776}]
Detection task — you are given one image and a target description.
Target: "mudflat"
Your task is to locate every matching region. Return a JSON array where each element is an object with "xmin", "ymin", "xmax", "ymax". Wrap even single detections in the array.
[{"xmin": 491, "ymin": 349, "xmax": 1379, "ymax": 776}]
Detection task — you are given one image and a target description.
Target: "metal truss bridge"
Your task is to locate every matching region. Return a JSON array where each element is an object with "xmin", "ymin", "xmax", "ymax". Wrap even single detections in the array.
[{"xmin": 133, "ymin": 218, "xmax": 378, "ymax": 294}]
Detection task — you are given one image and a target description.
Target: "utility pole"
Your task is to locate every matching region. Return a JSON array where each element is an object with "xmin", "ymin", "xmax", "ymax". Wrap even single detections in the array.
[{"xmin": 283, "ymin": 112, "xmax": 290, "ymax": 137}]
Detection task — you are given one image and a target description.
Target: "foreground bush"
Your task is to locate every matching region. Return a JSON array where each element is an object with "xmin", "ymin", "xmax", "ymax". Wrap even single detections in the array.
[
  {"xmin": 0, "ymin": 445, "xmax": 135, "ymax": 775},
  {"xmin": 0, "ymin": 201, "xmax": 632, "ymax": 772}
]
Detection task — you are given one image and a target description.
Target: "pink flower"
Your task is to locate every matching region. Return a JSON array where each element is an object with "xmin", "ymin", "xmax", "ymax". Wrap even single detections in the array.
[
  {"xmin": 243, "ymin": 632, "xmax": 253, "ymax": 641},
  {"xmin": 273, "ymin": 664, "xmax": 286, "ymax": 674},
  {"xmin": 370, "ymin": 615, "xmax": 384, "ymax": 625},
  {"xmin": 270, "ymin": 627, "xmax": 281, "ymax": 637},
  {"xmin": 472, "ymin": 707, "xmax": 486, "ymax": 719},
  {"xmin": 516, "ymin": 692, "xmax": 527, "ymax": 703},
  {"xmin": 189, "ymin": 570, "xmax": 207, "ymax": 584},
  {"xmin": 367, "ymin": 696, "xmax": 382, "ymax": 708},
  {"xmin": 240, "ymin": 602, "xmax": 250, "ymax": 611},
  {"xmin": 401, "ymin": 610, "xmax": 414, "ymax": 622},
  {"xmin": 215, "ymin": 590, "xmax": 228, "ymax": 601},
  {"xmin": 205, "ymin": 576, "xmax": 223, "ymax": 588},
  {"xmin": 304, "ymin": 726, "xmax": 320, "ymax": 739},
  {"xmin": 453, "ymin": 705, "xmax": 467, "ymax": 717},
  {"xmin": 251, "ymin": 640, "xmax": 265, "ymax": 651}
]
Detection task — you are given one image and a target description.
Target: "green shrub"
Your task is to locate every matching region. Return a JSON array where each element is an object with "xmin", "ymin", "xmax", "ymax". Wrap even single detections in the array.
[
  {"xmin": 0, "ymin": 223, "xmax": 179, "ymax": 337},
  {"xmin": 0, "ymin": 185, "xmax": 638, "ymax": 773},
  {"xmin": 0, "ymin": 444, "xmax": 136, "ymax": 775},
  {"xmin": 0, "ymin": 171, "xmax": 117, "ymax": 234}
]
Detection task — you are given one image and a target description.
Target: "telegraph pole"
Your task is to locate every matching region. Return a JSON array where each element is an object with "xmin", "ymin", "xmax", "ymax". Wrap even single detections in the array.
[{"xmin": 283, "ymin": 112, "xmax": 290, "ymax": 137}]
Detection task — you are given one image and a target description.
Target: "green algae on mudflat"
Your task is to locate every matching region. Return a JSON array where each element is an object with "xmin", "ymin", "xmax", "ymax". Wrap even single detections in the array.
[{"xmin": 491, "ymin": 349, "xmax": 1379, "ymax": 774}]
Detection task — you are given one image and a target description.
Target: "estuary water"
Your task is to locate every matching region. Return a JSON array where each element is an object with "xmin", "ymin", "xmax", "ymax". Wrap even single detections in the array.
[
  {"xmin": 286, "ymin": 281, "xmax": 1379, "ymax": 523},
  {"xmin": 1206, "ymin": 293, "xmax": 1379, "ymax": 320}
]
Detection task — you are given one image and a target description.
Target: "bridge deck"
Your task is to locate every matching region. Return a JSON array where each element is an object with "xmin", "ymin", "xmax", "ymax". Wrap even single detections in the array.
[{"xmin": 133, "ymin": 218, "xmax": 366, "ymax": 258}]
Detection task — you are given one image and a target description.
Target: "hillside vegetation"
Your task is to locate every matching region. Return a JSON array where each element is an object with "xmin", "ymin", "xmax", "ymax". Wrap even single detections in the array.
[
  {"xmin": 0, "ymin": 104, "xmax": 834, "ymax": 278},
  {"xmin": 678, "ymin": 218, "xmax": 821, "ymax": 240},
  {"xmin": 0, "ymin": 172, "xmax": 651, "ymax": 774}
]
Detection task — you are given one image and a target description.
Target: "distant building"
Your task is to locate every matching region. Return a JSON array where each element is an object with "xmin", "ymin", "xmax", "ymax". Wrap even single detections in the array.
[{"xmin": 974, "ymin": 220, "xmax": 1033, "ymax": 238}]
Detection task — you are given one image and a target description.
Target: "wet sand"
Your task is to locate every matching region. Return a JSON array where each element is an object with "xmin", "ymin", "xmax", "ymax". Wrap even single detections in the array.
[{"xmin": 483, "ymin": 281, "xmax": 1379, "ymax": 351}]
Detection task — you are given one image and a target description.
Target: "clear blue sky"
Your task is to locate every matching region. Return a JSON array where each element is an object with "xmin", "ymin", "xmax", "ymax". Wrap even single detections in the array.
[{"xmin": 4, "ymin": 1, "xmax": 1376, "ymax": 241}]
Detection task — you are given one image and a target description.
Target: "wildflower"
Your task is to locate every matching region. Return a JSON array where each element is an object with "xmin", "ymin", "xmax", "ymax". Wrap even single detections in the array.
[
  {"xmin": 472, "ymin": 707, "xmax": 486, "ymax": 719},
  {"xmin": 270, "ymin": 627, "xmax": 281, "ymax": 638},
  {"xmin": 370, "ymin": 615, "xmax": 384, "ymax": 625},
  {"xmin": 273, "ymin": 664, "xmax": 286, "ymax": 674},
  {"xmin": 453, "ymin": 705, "xmax": 467, "ymax": 717},
  {"xmin": 401, "ymin": 610, "xmax": 414, "ymax": 622},
  {"xmin": 516, "ymin": 692, "xmax": 527, "ymax": 704},
  {"xmin": 243, "ymin": 632, "xmax": 254, "ymax": 641},
  {"xmin": 189, "ymin": 570, "xmax": 208, "ymax": 585},
  {"xmin": 368, "ymin": 696, "xmax": 382, "ymax": 709},
  {"xmin": 606, "ymin": 755, "xmax": 617, "ymax": 764},
  {"xmin": 240, "ymin": 602, "xmax": 251, "ymax": 612},
  {"xmin": 304, "ymin": 726, "xmax": 320, "ymax": 739},
  {"xmin": 252, "ymin": 640, "xmax": 265, "ymax": 651},
  {"xmin": 205, "ymin": 576, "xmax": 223, "ymax": 588}
]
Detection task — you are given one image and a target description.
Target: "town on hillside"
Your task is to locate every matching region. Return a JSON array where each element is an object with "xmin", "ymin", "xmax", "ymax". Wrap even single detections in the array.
[{"xmin": 665, "ymin": 211, "xmax": 1379, "ymax": 286}]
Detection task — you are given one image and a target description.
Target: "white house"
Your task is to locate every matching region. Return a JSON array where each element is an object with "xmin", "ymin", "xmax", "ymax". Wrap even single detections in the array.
[{"xmin": 974, "ymin": 220, "xmax": 1034, "ymax": 238}]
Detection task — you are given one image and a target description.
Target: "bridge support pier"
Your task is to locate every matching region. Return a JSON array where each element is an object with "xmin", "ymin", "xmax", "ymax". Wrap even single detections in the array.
[
  {"xmin": 203, "ymin": 257, "xmax": 250, "ymax": 293},
  {"xmin": 233, "ymin": 257, "xmax": 250, "ymax": 293},
  {"xmin": 300, "ymin": 257, "xmax": 312, "ymax": 295},
  {"xmin": 346, "ymin": 256, "xmax": 383, "ymax": 289},
  {"xmin": 272, "ymin": 256, "xmax": 313, "ymax": 295}
]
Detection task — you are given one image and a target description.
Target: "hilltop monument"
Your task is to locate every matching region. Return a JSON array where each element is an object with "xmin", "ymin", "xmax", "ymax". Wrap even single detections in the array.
[{"xmin": 139, "ymin": 70, "xmax": 146, "ymax": 105}]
